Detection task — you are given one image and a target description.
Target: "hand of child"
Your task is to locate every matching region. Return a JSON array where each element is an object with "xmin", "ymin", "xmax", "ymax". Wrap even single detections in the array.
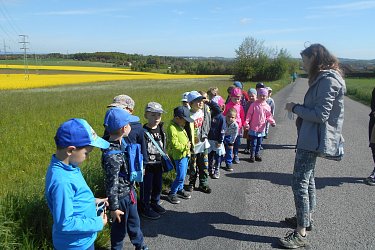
[
  {"xmin": 216, "ymin": 143, "xmax": 222, "ymax": 149},
  {"xmin": 101, "ymin": 211, "xmax": 108, "ymax": 226},
  {"xmin": 111, "ymin": 209, "xmax": 125, "ymax": 223},
  {"xmin": 271, "ymin": 123, "xmax": 276, "ymax": 127}
]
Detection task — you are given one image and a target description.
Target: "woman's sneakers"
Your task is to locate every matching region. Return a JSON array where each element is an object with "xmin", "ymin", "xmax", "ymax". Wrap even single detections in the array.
[
  {"xmin": 278, "ymin": 230, "xmax": 308, "ymax": 249},
  {"xmin": 364, "ymin": 172, "xmax": 375, "ymax": 185}
]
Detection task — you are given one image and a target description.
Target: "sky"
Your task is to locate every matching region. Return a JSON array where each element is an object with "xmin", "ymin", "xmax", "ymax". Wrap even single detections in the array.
[{"xmin": 0, "ymin": 0, "xmax": 374, "ymax": 60}]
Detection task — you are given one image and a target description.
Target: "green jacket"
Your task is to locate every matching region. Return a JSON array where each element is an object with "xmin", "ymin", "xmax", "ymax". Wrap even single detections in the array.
[{"xmin": 167, "ymin": 120, "xmax": 191, "ymax": 160}]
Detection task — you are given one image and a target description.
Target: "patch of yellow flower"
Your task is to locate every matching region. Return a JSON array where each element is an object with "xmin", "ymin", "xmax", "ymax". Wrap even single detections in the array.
[{"xmin": 0, "ymin": 64, "xmax": 222, "ymax": 90}]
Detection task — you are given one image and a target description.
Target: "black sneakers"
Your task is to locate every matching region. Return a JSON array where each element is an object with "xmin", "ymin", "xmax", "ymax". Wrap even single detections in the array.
[
  {"xmin": 167, "ymin": 194, "xmax": 180, "ymax": 204},
  {"xmin": 197, "ymin": 186, "xmax": 212, "ymax": 194},
  {"xmin": 177, "ymin": 189, "xmax": 191, "ymax": 199}
]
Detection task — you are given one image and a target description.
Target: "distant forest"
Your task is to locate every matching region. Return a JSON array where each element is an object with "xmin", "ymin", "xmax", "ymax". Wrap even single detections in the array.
[{"xmin": 1, "ymin": 51, "xmax": 374, "ymax": 77}]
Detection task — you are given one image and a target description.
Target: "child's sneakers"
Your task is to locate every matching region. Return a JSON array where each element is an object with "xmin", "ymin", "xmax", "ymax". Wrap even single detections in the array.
[
  {"xmin": 249, "ymin": 156, "xmax": 255, "ymax": 163},
  {"xmin": 197, "ymin": 185, "xmax": 212, "ymax": 194},
  {"xmin": 212, "ymin": 170, "xmax": 220, "ymax": 179},
  {"xmin": 177, "ymin": 189, "xmax": 191, "ymax": 199},
  {"xmin": 167, "ymin": 194, "xmax": 180, "ymax": 204},
  {"xmin": 365, "ymin": 173, "xmax": 375, "ymax": 186},
  {"xmin": 255, "ymin": 155, "xmax": 262, "ymax": 162},
  {"xmin": 243, "ymin": 148, "xmax": 250, "ymax": 154},
  {"xmin": 150, "ymin": 203, "xmax": 166, "ymax": 215},
  {"xmin": 233, "ymin": 155, "xmax": 240, "ymax": 164},
  {"xmin": 226, "ymin": 163, "xmax": 234, "ymax": 172},
  {"xmin": 140, "ymin": 206, "xmax": 161, "ymax": 220},
  {"xmin": 278, "ymin": 230, "xmax": 308, "ymax": 249}
]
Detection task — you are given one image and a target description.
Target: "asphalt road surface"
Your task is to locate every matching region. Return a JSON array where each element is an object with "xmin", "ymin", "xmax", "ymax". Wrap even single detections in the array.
[{"xmin": 124, "ymin": 78, "xmax": 375, "ymax": 249}]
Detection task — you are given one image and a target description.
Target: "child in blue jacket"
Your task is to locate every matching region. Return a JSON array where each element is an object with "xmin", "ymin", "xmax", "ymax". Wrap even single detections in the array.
[
  {"xmin": 207, "ymin": 101, "xmax": 226, "ymax": 179},
  {"xmin": 45, "ymin": 118, "xmax": 109, "ymax": 250}
]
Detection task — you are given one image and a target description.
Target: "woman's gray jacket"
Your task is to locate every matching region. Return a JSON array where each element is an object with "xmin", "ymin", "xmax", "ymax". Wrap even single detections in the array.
[{"xmin": 293, "ymin": 69, "xmax": 346, "ymax": 156}]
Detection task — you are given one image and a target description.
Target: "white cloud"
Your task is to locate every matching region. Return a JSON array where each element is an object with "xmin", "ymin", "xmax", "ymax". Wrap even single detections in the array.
[{"xmin": 240, "ymin": 18, "xmax": 252, "ymax": 25}]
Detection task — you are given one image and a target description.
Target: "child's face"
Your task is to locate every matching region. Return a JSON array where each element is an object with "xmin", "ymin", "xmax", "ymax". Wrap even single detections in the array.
[
  {"xmin": 174, "ymin": 116, "xmax": 186, "ymax": 127},
  {"xmin": 257, "ymin": 94, "xmax": 267, "ymax": 102},
  {"xmin": 182, "ymin": 101, "xmax": 189, "ymax": 107},
  {"xmin": 231, "ymin": 96, "xmax": 241, "ymax": 104},
  {"xmin": 249, "ymin": 93, "xmax": 256, "ymax": 102},
  {"xmin": 190, "ymin": 99, "xmax": 204, "ymax": 112},
  {"xmin": 226, "ymin": 114, "xmax": 236, "ymax": 124},
  {"xmin": 268, "ymin": 91, "xmax": 272, "ymax": 97},
  {"xmin": 70, "ymin": 146, "xmax": 93, "ymax": 166},
  {"xmin": 145, "ymin": 111, "xmax": 162, "ymax": 127}
]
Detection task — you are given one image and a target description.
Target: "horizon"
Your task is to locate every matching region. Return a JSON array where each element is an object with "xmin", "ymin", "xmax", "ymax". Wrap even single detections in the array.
[{"xmin": 0, "ymin": 1, "xmax": 374, "ymax": 60}]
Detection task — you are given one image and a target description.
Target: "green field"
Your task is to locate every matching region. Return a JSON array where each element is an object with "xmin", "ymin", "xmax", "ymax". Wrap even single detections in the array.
[{"xmin": 345, "ymin": 78, "xmax": 374, "ymax": 106}]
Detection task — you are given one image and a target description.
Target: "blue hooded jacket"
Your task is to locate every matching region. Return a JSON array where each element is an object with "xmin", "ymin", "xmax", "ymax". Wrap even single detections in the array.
[{"xmin": 45, "ymin": 155, "xmax": 103, "ymax": 250}]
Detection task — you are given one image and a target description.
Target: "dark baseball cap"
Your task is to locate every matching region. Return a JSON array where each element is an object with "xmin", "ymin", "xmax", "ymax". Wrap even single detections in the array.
[{"xmin": 173, "ymin": 106, "xmax": 194, "ymax": 123}]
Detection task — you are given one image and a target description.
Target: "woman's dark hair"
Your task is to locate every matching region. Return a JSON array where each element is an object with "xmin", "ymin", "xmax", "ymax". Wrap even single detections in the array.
[{"xmin": 301, "ymin": 43, "xmax": 342, "ymax": 84}]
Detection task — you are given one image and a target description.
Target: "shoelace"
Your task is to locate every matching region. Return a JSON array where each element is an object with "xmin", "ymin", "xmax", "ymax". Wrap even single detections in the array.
[{"xmin": 284, "ymin": 230, "xmax": 297, "ymax": 240}]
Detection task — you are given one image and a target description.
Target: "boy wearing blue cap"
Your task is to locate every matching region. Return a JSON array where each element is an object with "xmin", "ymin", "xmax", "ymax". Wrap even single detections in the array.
[
  {"xmin": 45, "ymin": 118, "xmax": 110, "ymax": 250},
  {"xmin": 102, "ymin": 108, "xmax": 148, "ymax": 250}
]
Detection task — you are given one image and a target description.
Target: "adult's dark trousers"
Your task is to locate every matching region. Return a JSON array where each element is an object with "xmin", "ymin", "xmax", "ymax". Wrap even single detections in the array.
[{"xmin": 110, "ymin": 189, "xmax": 144, "ymax": 250}]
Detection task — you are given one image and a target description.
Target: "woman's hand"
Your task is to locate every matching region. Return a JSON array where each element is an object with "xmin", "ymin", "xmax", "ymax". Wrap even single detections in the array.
[{"xmin": 285, "ymin": 102, "xmax": 296, "ymax": 112}]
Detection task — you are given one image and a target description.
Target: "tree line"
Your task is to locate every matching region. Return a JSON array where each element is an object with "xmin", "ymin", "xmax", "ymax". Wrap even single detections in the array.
[{"xmin": 0, "ymin": 37, "xmax": 301, "ymax": 81}]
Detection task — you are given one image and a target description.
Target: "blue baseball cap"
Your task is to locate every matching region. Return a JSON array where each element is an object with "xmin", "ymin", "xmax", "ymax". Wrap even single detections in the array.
[
  {"xmin": 104, "ymin": 107, "xmax": 140, "ymax": 133},
  {"xmin": 55, "ymin": 118, "xmax": 110, "ymax": 149},
  {"xmin": 233, "ymin": 81, "xmax": 243, "ymax": 89},
  {"xmin": 187, "ymin": 91, "xmax": 204, "ymax": 103}
]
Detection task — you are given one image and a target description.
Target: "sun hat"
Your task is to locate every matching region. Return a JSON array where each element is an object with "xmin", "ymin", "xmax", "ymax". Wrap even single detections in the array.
[
  {"xmin": 181, "ymin": 92, "xmax": 190, "ymax": 102},
  {"xmin": 257, "ymin": 88, "xmax": 268, "ymax": 96},
  {"xmin": 107, "ymin": 95, "xmax": 135, "ymax": 110},
  {"xmin": 256, "ymin": 82, "xmax": 265, "ymax": 89},
  {"xmin": 230, "ymin": 87, "xmax": 242, "ymax": 97},
  {"xmin": 174, "ymin": 106, "xmax": 194, "ymax": 123},
  {"xmin": 145, "ymin": 102, "xmax": 166, "ymax": 113},
  {"xmin": 233, "ymin": 81, "xmax": 243, "ymax": 89},
  {"xmin": 55, "ymin": 118, "xmax": 109, "ymax": 149},
  {"xmin": 104, "ymin": 107, "xmax": 139, "ymax": 133},
  {"xmin": 187, "ymin": 91, "xmax": 204, "ymax": 103}
]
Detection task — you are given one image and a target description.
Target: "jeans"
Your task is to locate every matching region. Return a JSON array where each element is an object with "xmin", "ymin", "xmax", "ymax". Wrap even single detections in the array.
[
  {"xmin": 170, "ymin": 157, "xmax": 189, "ymax": 194},
  {"xmin": 189, "ymin": 150, "xmax": 209, "ymax": 188},
  {"xmin": 224, "ymin": 143, "xmax": 233, "ymax": 165},
  {"xmin": 139, "ymin": 164, "xmax": 163, "ymax": 208},
  {"xmin": 292, "ymin": 149, "xmax": 318, "ymax": 228},
  {"xmin": 250, "ymin": 136, "xmax": 263, "ymax": 156},
  {"xmin": 208, "ymin": 151, "xmax": 222, "ymax": 173},
  {"xmin": 110, "ymin": 189, "xmax": 144, "ymax": 250}
]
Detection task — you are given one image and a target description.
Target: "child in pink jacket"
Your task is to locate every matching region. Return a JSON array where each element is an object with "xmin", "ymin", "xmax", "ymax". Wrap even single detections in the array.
[
  {"xmin": 245, "ymin": 88, "xmax": 276, "ymax": 162},
  {"xmin": 223, "ymin": 87, "xmax": 245, "ymax": 164}
]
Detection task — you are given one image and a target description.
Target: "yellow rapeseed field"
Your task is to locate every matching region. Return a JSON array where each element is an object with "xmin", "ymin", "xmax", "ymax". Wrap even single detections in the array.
[{"xmin": 0, "ymin": 64, "xmax": 222, "ymax": 90}]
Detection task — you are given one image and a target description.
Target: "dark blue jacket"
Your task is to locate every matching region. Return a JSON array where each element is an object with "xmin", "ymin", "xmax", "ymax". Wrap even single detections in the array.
[{"xmin": 207, "ymin": 101, "xmax": 226, "ymax": 143}]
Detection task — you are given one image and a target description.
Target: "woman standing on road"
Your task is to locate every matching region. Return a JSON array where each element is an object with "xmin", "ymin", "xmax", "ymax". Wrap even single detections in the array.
[{"xmin": 279, "ymin": 43, "xmax": 346, "ymax": 249}]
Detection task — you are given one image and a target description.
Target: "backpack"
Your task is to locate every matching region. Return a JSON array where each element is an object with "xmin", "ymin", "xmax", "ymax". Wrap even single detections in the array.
[{"xmin": 102, "ymin": 138, "xmax": 144, "ymax": 182}]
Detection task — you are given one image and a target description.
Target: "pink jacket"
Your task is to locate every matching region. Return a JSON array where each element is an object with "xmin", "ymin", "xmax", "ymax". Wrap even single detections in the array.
[
  {"xmin": 245, "ymin": 100, "xmax": 275, "ymax": 132},
  {"xmin": 223, "ymin": 101, "xmax": 245, "ymax": 129}
]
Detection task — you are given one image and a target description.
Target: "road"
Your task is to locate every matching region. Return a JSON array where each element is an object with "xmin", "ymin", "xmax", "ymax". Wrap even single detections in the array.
[{"xmin": 125, "ymin": 78, "xmax": 375, "ymax": 249}]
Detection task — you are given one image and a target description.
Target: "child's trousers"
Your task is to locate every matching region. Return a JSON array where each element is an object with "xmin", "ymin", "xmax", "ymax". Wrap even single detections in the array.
[
  {"xmin": 170, "ymin": 157, "xmax": 189, "ymax": 194},
  {"xmin": 250, "ymin": 135, "xmax": 263, "ymax": 156},
  {"xmin": 189, "ymin": 150, "xmax": 209, "ymax": 188},
  {"xmin": 110, "ymin": 189, "xmax": 144, "ymax": 250},
  {"xmin": 139, "ymin": 164, "xmax": 163, "ymax": 208}
]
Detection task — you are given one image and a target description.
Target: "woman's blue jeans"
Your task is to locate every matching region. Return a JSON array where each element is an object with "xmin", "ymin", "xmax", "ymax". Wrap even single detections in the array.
[{"xmin": 292, "ymin": 149, "xmax": 318, "ymax": 228}]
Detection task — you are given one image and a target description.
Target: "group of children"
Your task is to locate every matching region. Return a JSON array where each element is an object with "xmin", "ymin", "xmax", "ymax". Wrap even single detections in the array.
[{"xmin": 44, "ymin": 81, "xmax": 276, "ymax": 249}]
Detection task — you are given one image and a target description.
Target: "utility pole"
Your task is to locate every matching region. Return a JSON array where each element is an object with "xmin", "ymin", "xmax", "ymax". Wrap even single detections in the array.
[{"xmin": 19, "ymin": 35, "xmax": 29, "ymax": 80}]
